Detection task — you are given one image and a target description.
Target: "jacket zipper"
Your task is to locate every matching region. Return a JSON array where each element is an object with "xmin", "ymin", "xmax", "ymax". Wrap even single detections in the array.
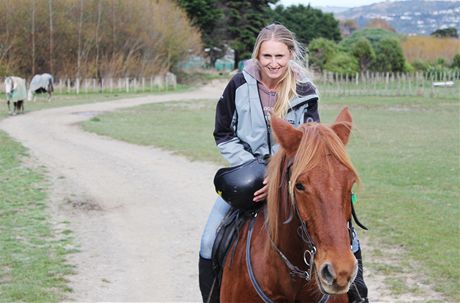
[{"xmin": 257, "ymin": 92, "xmax": 272, "ymax": 156}]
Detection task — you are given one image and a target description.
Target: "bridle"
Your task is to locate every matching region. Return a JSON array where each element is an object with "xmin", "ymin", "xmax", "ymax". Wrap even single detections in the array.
[
  {"xmin": 268, "ymin": 199, "xmax": 317, "ymax": 281},
  {"xmin": 245, "ymin": 160, "xmax": 330, "ymax": 303},
  {"xmin": 275, "ymin": 159, "xmax": 318, "ymax": 281},
  {"xmin": 275, "ymin": 158, "xmax": 368, "ymax": 278},
  {"xmin": 246, "ymin": 155, "xmax": 368, "ymax": 302}
]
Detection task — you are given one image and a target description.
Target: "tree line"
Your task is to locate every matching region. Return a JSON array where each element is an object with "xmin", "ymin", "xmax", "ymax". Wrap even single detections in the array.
[
  {"xmin": 1, "ymin": 0, "xmax": 458, "ymax": 80},
  {"xmin": 177, "ymin": 0, "xmax": 340, "ymax": 68},
  {"xmin": 0, "ymin": 0, "xmax": 201, "ymax": 79},
  {"xmin": 178, "ymin": 0, "xmax": 459, "ymax": 75}
]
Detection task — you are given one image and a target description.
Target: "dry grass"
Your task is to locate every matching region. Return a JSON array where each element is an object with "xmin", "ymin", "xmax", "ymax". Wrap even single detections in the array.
[{"xmin": 402, "ymin": 36, "xmax": 460, "ymax": 64}]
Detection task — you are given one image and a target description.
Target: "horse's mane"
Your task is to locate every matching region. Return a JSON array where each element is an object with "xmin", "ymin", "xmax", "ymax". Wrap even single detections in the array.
[{"xmin": 265, "ymin": 122, "xmax": 360, "ymax": 243}]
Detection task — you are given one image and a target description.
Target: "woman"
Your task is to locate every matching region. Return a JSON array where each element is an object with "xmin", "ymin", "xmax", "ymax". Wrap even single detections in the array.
[{"xmin": 199, "ymin": 24, "xmax": 368, "ymax": 303}]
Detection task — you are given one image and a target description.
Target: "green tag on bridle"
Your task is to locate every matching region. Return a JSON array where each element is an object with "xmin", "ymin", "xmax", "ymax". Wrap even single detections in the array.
[{"xmin": 351, "ymin": 192, "xmax": 358, "ymax": 205}]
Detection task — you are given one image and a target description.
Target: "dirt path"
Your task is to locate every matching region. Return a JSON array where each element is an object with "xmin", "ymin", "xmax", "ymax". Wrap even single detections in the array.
[{"xmin": 0, "ymin": 82, "xmax": 447, "ymax": 302}]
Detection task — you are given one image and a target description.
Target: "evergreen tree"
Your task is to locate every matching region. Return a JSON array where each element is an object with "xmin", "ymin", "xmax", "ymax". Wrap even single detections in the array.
[
  {"xmin": 431, "ymin": 27, "xmax": 458, "ymax": 38},
  {"xmin": 219, "ymin": 0, "xmax": 278, "ymax": 68},
  {"xmin": 270, "ymin": 4, "xmax": 340, "ymax": 46},
  {"xmin": 351, "ymin": 37, "xmax": 376, "ymax": 73},
  {"xmin": 176, "ymin": 0, "xmax": 223, "ymax": 47},
  {"xmin": 308, "ymin": 38, "xmax": 338, "ymax": 72}
]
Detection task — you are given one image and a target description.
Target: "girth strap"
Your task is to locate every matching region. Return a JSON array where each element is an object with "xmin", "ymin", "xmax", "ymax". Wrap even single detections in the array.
[{"xmin": 245, "ymin": 216, "xmax": 330, "ymax": 303}]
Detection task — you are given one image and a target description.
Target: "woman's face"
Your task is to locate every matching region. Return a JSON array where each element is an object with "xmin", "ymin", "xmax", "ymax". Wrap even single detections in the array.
[{"xmin": 258, "ymin": 39, "xmax": 291, "ymax": 84}]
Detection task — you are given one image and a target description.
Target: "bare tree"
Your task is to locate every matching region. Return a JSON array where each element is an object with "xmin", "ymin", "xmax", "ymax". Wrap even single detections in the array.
[
  {"xmin": 31, "ymin": 0, "xmax": 36, "ymax": 75},
  {"xmin": 76, "ymin": 0, "xmax": 84, "ymax": 93},
  {"xmin": 0, "ymin": 0, "xmax": 201, "ymax": 78},
  {"xmin": 48, "ymin": 0, "xmax": 54, "ymax": 74},
  {"xmin": 95, "ymin": 0, "xmax": 102, "ymax": 81}
]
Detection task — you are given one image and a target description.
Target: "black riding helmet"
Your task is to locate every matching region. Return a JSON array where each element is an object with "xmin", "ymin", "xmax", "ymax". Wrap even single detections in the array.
[{"xmin": 213, "ymin": 158, "xmax": 267, "ymax": 210}]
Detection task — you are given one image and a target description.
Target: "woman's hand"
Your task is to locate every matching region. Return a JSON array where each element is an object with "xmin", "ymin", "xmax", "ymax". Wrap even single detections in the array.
[{"xmin": 253, "ymin": 177, "xmax": 268, "ymax": 202}]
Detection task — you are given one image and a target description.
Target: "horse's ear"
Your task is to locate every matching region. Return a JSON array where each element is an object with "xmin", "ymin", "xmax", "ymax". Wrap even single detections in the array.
[
  {"xmin": 331, "ymin": 107, "xmax": 352, "ymax": 145},
  {"xmin": 271, "ymin": 115, "xmax": 303, "ymax": 157}
]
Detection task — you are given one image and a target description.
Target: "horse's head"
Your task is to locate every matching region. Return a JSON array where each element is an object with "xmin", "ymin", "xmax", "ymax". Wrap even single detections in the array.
[{"xmin": 267, "ymin": 107, "xmax": 358, "ymax": 295}]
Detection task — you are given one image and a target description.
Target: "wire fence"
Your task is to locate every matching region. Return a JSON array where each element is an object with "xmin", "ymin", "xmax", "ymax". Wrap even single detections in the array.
[
  {"xmin": 314, "ymin": 71, "xmax": 460, "ymax": 99},
  {"xmin": 54, "ymin": 74, "xmax": 178, "ymax": 94},
  {"xmin": 1, "ymin": 71, "xmax": 459, "ymax": 99},
  {"xmin": 0, "ymin": 73, "xmax": 178, "ymax": 97}
]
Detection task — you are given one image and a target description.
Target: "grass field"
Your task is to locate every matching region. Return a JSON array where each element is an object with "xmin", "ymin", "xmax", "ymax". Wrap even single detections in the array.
[
  {"xmin": 0, "ymin": 131, "xmax": 75, "ymax": 302},
  {"xmin": 83, "ymin": 95, "xmax": 460, "ymax": 301}
]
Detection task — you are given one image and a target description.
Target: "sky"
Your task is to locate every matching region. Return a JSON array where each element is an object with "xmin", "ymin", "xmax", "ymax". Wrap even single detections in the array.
[{"xmin": 278, "ymin": 0, "xmax": 397, "ymax": 8}]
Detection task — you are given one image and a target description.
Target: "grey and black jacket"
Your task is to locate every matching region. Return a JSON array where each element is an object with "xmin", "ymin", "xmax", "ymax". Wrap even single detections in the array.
[{"xmin": 213, "ymin": 70, "xmax": 320, "ymax": 166}]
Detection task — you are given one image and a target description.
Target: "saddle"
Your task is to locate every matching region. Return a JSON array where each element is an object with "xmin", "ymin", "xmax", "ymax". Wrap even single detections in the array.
[{"xmin": 210, "ymin": 206, "xmax": 261, "ymax": 300}]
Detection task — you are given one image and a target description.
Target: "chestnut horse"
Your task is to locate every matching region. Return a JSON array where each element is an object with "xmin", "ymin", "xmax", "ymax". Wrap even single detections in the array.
[{"xmin": 220, "ymin": 107, "xmax": 359, "ymax": 303}]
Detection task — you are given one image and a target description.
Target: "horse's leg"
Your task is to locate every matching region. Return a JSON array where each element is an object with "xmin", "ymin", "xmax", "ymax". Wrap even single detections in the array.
[
  {"xmin": 19, "ymin": 100, "xmax": 24, "ymax": 114},
  {"xmin": 7, "ymin": 100, "xmax": 11, "ymax": 114},
  {"xmin": 48, "ymin": 91, "xmax": 52, "ymax": 102}
]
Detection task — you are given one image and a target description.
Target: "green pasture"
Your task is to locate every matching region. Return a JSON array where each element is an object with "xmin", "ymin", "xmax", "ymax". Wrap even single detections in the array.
[{"xmin": 83, "ymin": 95, "xmax": 460, "ymax": 301}]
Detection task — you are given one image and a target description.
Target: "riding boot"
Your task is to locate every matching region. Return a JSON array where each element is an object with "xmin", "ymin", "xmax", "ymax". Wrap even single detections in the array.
[
  {"xmin": 199, "ymin": 256, "xmax": 219, "ymax": 303},
  {"xmin": 348, "ymin": 248, "xmax": 369, "ymax": 303}
]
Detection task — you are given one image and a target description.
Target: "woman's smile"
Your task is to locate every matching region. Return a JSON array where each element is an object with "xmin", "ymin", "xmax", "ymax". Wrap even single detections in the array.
[{"xmin": 258, "ymin": 39, "xmax": 291, "ymax": 88}]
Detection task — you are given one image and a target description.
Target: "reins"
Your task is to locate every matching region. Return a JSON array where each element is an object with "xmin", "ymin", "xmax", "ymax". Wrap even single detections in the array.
[{"xmin": 246, "ymin": 212, "xmax": 330, "ymax": 303}]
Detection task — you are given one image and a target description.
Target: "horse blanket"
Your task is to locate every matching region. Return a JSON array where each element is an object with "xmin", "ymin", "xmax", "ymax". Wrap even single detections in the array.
[
  {"xmin": 5, "ymin": 76, "xmax": 27, "ymax": 102},
  {"xmin": 28, "ymin": 73, "xmax": 54, "ymax": 100}
]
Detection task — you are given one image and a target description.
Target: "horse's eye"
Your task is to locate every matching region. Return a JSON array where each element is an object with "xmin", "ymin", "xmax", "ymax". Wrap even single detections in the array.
[{"xmin": 295, "ymin": 183, "xmax": 305, "ymax": 191}]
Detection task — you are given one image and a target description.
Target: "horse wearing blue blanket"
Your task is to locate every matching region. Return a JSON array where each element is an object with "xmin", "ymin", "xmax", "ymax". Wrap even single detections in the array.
[{"xmin": 4, "ymin": 76, "xmax": 27, "ymax": 115}]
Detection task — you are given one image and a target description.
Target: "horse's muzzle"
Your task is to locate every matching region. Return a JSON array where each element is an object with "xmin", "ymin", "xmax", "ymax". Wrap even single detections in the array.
[{"xmin": 316, "ymin": 258, "xmax": 358, "ymax": 295}]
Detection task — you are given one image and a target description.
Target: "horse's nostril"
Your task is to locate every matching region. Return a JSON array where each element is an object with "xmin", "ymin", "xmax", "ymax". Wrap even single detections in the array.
[{"xmin": 320, "ymin": 263, "xmax": 336, "ymax": 286}]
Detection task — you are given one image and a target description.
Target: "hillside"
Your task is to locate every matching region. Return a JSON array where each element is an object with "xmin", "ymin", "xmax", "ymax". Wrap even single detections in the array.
[{"xmin": 334, "ymin": 0, "xmax": 460, "ymax": 35}]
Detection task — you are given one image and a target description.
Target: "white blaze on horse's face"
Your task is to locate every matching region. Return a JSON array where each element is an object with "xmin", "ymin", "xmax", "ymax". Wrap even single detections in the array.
[{"xmin": 271, "ymin": 107, "xmax": 359, "ymax": 295}]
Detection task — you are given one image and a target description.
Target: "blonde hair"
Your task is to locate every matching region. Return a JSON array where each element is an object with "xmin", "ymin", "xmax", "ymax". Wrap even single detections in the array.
[{"xmin": 251, "ymin": 24, "xmax": 310, "ymax": 118}]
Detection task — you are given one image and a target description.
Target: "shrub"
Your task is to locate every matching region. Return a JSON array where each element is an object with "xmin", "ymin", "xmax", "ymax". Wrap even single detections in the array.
[
  {"xmin": 372, "ymin": 38, "xmax": 406, "ymax": 72},
  {"xmin": 308, "ymin": 38, "xmax": 339, "ymax": 72},
  {"xmin": 339, "ymin": 28, "xmax": 401, "ymax": 51},
  {"xmin": 411, "ymin": 59, "xmax": 430, "ymax": 71},
  {"xmin": 351, "ymin": 37, "xmax": 376, "ymax": 73},
  {"xmin": 324, "ymin": 52, "xmax": 359, "ymax": 75},
  {"xmin": 451, "ymin": 54, "xmax": 460, "ymax": 68}
]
